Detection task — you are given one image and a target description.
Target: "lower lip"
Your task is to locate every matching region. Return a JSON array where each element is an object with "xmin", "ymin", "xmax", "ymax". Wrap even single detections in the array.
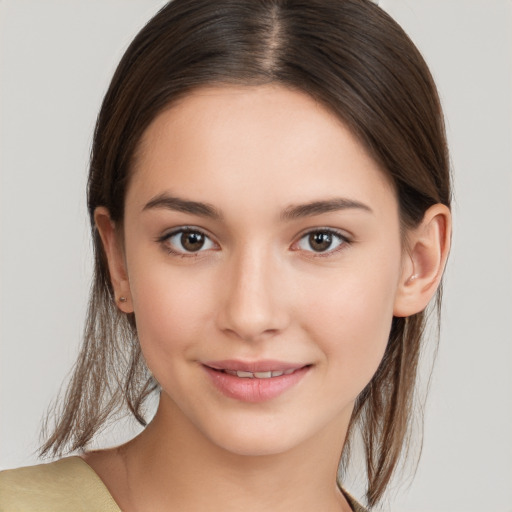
[{"xmin": 203, "ymin": 366, "xmax": 310, "ymax": 403}]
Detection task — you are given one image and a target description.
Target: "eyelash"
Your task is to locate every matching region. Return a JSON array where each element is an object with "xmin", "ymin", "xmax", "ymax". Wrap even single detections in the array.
[
  {"xmin": 157, "ymin": 227, "xmax": 351, "ymax": 258},
  {"xmin": 156, "ymin": 227, "xmax": 218, "ymax": 258},
  {"xmin": 292, "ymin": 228, "xmax": 350, "ymax": 257}
]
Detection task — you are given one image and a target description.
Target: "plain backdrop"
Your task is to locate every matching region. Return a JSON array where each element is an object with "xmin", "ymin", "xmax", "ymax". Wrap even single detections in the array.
[{"xmin": 1, "ymin": 1, "xmax": 511, "ymax": 511}]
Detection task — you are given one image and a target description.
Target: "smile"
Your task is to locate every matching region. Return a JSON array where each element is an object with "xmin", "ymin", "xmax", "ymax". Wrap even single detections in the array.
[{"xmin": 202, "ymin": 361, "xmax": 310, "ymax": 402}]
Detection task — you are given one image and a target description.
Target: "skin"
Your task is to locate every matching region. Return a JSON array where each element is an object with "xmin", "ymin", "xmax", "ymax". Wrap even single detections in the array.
[{"xmin": 90, "ymin": 85, "xmax": 451, "ymax": 512}]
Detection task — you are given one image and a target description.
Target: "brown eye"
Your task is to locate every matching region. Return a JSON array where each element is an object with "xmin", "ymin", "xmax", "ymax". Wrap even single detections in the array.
[
  {"xmin": 296, "ymin": 229, "xmax": 346, "ymax": 254},
  {"xmin": 163, "ymin": 228, "xmax": 215, "ymax": 255},
  {"xmin": 309, "ymin": 232, "xmax": 333, "ymax": 252},
  {"xmin": 181, "ymin": 231, "xmax": 205, "ymax": 252}
]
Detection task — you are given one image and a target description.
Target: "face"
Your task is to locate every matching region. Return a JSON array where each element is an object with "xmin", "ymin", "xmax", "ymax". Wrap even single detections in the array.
[{"xmin": 115, "ymin": 85, "xmax": 407, "ymax": 456}]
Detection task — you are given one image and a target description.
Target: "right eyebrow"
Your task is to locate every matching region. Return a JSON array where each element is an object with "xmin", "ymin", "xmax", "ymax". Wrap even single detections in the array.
[{"xmin": 142, "ymin": 193, "xmax": 223, "ymax": 220}]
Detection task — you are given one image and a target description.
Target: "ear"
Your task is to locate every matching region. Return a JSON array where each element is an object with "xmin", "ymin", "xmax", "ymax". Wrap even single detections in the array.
[
  {"xmin": 94, "ymin": 206, "xmax": 133, "ymax": 313},
  {"xmin": 393, "ymin": 204, "xmax": 452, "ymax": 317}
]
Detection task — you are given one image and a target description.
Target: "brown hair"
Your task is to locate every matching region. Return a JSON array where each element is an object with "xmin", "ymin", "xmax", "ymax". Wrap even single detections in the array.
[{"xmin": 40, "ymin": 0, "xmax": 451, "ymax": 507}]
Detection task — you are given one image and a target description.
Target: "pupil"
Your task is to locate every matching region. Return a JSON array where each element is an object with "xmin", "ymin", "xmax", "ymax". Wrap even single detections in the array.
[
  {"xmin": 181, "ymin": 231, "xmax": 205, "ymax": 252},
  {"xmin": 309, "ymin": 232, "xmax": 332, "ymax": 252}
]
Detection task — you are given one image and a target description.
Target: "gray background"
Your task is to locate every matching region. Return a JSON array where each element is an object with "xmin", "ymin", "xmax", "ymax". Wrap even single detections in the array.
[{"xmin": 1, "ymin": 1, "xmax": 511, "ymax": 510}]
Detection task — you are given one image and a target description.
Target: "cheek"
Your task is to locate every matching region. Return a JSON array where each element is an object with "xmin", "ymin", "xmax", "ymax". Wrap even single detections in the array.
[
  {"xmin": 128, "ymin": 260, "xmax": 216, "ymax": 366},
  {"xmin": 299, "ymin": 256, "xmax": 400, "ymax": 396}
]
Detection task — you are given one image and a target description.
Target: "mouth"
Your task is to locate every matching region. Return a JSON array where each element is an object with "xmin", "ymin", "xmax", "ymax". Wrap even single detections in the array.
[
  {"xmin": 203, "ymin": 359, "xmax": 309, "ymax": 376},
  {"xmin": 202, "ymin": 360, "xmax": 311, "ymax": 402}
]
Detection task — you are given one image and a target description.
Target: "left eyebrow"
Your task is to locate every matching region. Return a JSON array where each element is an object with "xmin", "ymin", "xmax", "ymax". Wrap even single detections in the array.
[{"xmin": 280, "ymin": 198, "xmax": 373, "ymax": 221}]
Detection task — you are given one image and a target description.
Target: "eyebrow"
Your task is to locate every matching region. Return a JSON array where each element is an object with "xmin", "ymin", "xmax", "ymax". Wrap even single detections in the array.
[
  {"xmin": 280, "ymin": 198, "xmax": 373, "ymax": 220},
  {"xmin": 142, "ymin": 193, "xmax": 372, "ymax": 221},
  {"xmin": 143, "ymin": 193, "xmax": 223, "ymax": 220}
]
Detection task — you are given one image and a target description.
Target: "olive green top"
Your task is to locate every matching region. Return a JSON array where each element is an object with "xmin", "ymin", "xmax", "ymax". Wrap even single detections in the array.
[{"xmin": 0, "ymin": 457, "xmax": 367, "ymax": 512}]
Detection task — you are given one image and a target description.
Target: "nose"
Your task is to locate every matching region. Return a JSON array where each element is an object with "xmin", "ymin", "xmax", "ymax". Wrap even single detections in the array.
[{"xmin": 216, "ymin": 246, "xmax": 290, "ymax": 342}]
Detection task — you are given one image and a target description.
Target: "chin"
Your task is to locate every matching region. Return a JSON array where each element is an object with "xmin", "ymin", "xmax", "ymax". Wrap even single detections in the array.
[{"xmin": 194, "ymin": 409, "xmax": 330, "ymax": 458}]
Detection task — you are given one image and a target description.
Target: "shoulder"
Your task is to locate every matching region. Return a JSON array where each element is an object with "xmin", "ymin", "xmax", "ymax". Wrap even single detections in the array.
[{"xmin": 0, "ymin": 456, "xmax": 120, "ymax": 512}]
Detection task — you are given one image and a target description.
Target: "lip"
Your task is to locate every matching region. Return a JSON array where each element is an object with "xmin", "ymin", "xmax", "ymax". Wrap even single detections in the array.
[{"xmin": 202, "ymin": 360, "xmax": 311, "ymax": 403}]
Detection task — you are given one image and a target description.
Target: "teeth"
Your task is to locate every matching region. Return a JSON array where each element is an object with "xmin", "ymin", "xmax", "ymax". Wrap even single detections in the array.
[
  {"xmin": 227, "ymin": 369, "xmax": 296, "ymax": 379},
  {"xmin": 253, "ymin": 371, "xmax": 272, "ymax": 378},
  {"xmin": 236, "ymin": 370, "xmax": 255, "ymax": 378}
]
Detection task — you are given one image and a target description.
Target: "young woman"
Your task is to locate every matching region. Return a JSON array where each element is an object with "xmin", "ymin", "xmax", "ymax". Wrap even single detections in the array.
[{"xmin": 0, "ymin": 1, "xmax": 451, "ymax": 510}]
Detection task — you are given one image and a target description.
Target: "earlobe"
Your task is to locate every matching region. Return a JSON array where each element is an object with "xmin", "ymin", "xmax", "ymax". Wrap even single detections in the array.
[
  {"xmin": 94, "ymin": 207, "xmax": 133, "ymax": 313},
  {"xmin": 393, "ymin": 204, "xmax": 451, "ymax": 317}
]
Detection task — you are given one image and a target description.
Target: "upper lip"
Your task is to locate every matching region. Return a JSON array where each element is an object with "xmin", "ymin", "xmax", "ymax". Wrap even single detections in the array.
[{"xmin": 203, "ymin": 359, "xmax": 308, "ymax": 373}]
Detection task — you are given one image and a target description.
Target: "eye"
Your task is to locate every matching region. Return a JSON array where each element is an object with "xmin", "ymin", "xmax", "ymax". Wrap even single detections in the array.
[
  {"xmin": 161, "ymin": 228, "xmax": 216, "ymax": 255},
  {"xmin": 295, "ymin": 229, "xmax": 348, "ymax": 254}
]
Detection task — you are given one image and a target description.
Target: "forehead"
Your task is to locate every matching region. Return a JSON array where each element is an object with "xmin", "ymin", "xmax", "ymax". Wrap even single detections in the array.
[{"xmin": 128, "ymin": 84, "xmax": 397, "ymax": 219}]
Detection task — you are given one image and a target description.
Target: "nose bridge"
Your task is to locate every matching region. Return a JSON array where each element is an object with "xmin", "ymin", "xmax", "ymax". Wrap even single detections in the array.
[{"xmin": 218, "ymin": 242, "xmax": 287, "ymax": 341}]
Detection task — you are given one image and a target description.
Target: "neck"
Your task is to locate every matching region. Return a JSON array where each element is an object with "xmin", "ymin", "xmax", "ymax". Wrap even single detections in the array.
[{"xmin": 114, "ymin": 393, "xmax": 353, "ymax": 512}]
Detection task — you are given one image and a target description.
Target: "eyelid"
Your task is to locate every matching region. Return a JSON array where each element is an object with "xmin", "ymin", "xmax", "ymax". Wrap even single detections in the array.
[
  {"xmin": 156, "ymin": 226, "xmax": 219, "ymax": 256},
  {"xmin": 291, "ymin": 227, "xmax": 352, "ymax": 256}
]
